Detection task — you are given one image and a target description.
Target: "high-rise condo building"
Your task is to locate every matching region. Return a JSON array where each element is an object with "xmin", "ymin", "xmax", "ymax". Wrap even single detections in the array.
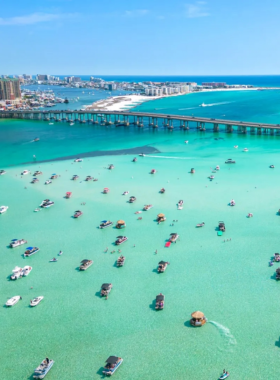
[{"xmin": 0, "ymin": 78, "xmax": 21, "ymax": 100}]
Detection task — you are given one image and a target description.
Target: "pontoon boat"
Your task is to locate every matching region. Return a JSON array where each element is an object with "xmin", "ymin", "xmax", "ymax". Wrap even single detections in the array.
[
  {"xmin": 115, "ymin": 236, "xmax": 128, "ymax": 245},
  {"xmin": 24, "ymin": 247, "xmax": 40, "ymax": 257},
  {"xmin": 101, "ymin": 283, "xmax": 112, "ymax": 297},
  {"xmin": 102, "ymin": 356, "xmax": 123, "ymax": 376},
  {"xmin": 79, "ymin": 259, "xmax": 93, "ymax": 270},
  {"xmin": 158, "ymin": 261, "xmax": 169, "ymax": 273},
  {"xmin": 116, "ymin": 256, "xmax": 125, "ymax": 267},
  {"xmin": 155, "ymin": 293, "xmax": 165, "ymax": 310},
  {"xmin": 9, "ymin": 239, "xmax": 27, "ymax": 248},
  {"xmin": 74, "ymin": 210, "xmax": 83, "ymax": 218},
  {"xmin": 100, "ymin": 220, "xmax": 113, "ymax": 229}
]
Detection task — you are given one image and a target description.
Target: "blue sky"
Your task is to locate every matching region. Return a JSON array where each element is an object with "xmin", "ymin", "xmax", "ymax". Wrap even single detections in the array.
[{"xmin": 1, "ymin": 0, "xmax": 279, "ymax": 75}]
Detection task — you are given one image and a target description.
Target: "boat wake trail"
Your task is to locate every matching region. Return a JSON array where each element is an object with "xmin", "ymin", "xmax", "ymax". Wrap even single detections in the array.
[
  {"xmin": 146, "ymin": 155, "xmax": 193, "ymax": 160},
  {"xmin": 208, "ymin": 321, "xmax": 237, "ymax": 346},
  {"xmin": 202, "ymin": 101, "xmax": 234, "ymax": 107},
  {"xmin": 178, "ymin": 107, "xmax": 198, "ymax": 111}
]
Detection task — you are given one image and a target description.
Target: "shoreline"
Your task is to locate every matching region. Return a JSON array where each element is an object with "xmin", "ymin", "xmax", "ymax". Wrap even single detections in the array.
[
  {"xmin": 86, "ymin": 87, "xmax": 280, "ymax": 112},
  {"xmin": 7, "ymin": 145, "xmax": 160, "ymax": 167}
]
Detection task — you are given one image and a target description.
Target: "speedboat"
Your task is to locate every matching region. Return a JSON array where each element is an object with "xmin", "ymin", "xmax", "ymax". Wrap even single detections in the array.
[
  {"xmin": 115, "ymin": 236, "xmax": 128, "ymax": 245},
  {"xmin": 31, "ymin": 178, "xmax": 39, "ymax": 183},
  {"xmin": 108, "ymin": 164, "xmax": 114, "ymax": 170},
  {"xmin": 102, "ymin": 356, "xmax": 123, "ymax": 376},
  {"xmin": 33, "ymin": 358, "xmax": 54, "ymax": 379},
  {"xmin": 5, "ymin": 296, "xmax": 22, "ymax": 307},
  {"xmin": 270, "ymin": 165, "xmax": 275, "ymax": 168},
  {"xmin": 129, "ymin": 196, "xmax": 136, "ymax": 203},
  {"xmin": 243, "ymin": 148, "xmax": 248, "ymax": 152},
  {"xmin": 10, "ymin": 266, "xmax": 23, "ymax": 280},
  {"xmin": 40, "ymin": 200, "xmax": 54, "ymax": 208},
  {"xmin": 99, "ymin": 220, "xmax": 113, "ymax": 229},
  {"xmin": 0, "ymin": 169, "xmax": 7, "ymax": 175},
  {"xmin": 116, "ymin": 256, "xmax": 125, "ymax": 267},
  {"xmin": 225, "ymin": 158, "xmax": 236, "ymax": 164},
  {"xmin": 45, "ymin": 180, "xmax": 52, "ymax": 185},
  {"xmin": 34, "ymin": 137, "xmax": 40, "ymax": 142},
  {"xmin": 122, "ymin": 191, "xmax": 129, "ymax": 195},
  {"xmin": 143, "ymin": 204, "xmax": 153, "ymax": 211},
  {"xmin": 79, "ymin": 259, "xmax": 93, "ymax": 270},
  {"xmin": 21, "ymin": 170, "xmax": 30, "ymax": 175},
  {"xmin": 65, "ymin": 192, "xmax": 72, "ymax": 198},
  {"xmin": 74, "ymin": 210, "xmax": 83, "ymax": 218},
  {"xmin": 234, "ymin": 145, "xmax": 238, "ymax": 149},
  {"xmin": 169, "ymin": 233, "xmax": 179, "ymax": 243},
  {"xmin": 199, "ymin": 103, "xmax": 206, "ymax": 107},
  {"xmin": 22, "ymin": 265, "xmax": 32, "ymax": 276},
  {"xmin": 85, "ymin": 176, "xmax": 93, "ymax": 181},
  {"xmin": 74, "ymin": 158, "xmax": 83, "ymax": 162},
  {"xmin": 33, "ymin": 171, "xmax": 43, "ymax": 176},
  {"xmin": 139, "ymin": 153, "xmax": 145, "ymax": 157},
  {"xmin": 150, "ymin": 169, "xmax": 156, "ymax": 174},
  {"xmin": 9, "ymin": 239, "xmax": 27, "ymax": 248},
  {"xmin": 50, "ymin": 174, "xmax": 58, "ymax": 179},
  {"xmin": 100, "ymin": 283, "xmax": 112, "ymax": 297},
  {"xmin": 103, "ymin": 187, "xmax": 110, "ymax": 194},
  {"xmin": 0, "ymin": 205, "xmax": 8, "ymax": 214},
  {"xmin": 219, "ymin": 371, "xmax": 230, "ymax": 379},
  {"xmin": 72, "ymin": 175, "xmax": 79, "ymax": 180},
  {"xmin": 58, "ymin": 251, "xmax": 63, "ymax": 256},
  {"xmin": 30, "ymin": 296, "xmax": 44, "ymax": 307},
  {"xmin": 50, "ymin": 258, "xmax": 58, "ymax": 262},
  {"xmin": 229, "ymin": 199, "xmax": 236, "ymax": 206},
  {"xmin": 155, "ymin": 293, "xmax": 165, "ymax": 310},
  {"xmin": 196, "ymin": 222, "xmax": 205, "ymax": 228},
  {"xmin": 34, "ymin": 208, "xmax": 41, "ymax": 212},
  {"xmin": 24, "ymin": 247, "xmax": 40, "ymax": 257},
  {"xmin": 158, "ymin": 261, "xmax": 169, "ymax": 273}
]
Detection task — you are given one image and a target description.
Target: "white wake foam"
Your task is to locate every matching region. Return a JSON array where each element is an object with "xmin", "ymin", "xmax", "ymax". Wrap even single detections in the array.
[{"xmin": 208, "ymin": 321, "xmax": 237, "ymax": 345}]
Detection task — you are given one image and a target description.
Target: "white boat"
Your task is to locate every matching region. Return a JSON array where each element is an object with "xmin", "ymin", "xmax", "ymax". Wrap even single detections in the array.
[
  {"xmin": 40, "ymin": 200, "xmax": 54, "ymax": 208},
  {"xmin": 70, "ymin": 123, "xmax": 74, "ymax": 126},
  {"xmin": 21, "ymin": 170, "xmax": 30, "ymax": 175},
  {"xmin": 5, "ymin": 295, "xmax": 22, "ymax": 307},
  {"xmin": 0, "ymin": 169, "xmax": 6, "ymax": 175},
  {"xmin": 33, "ymin": 358, "xmax": 54, "ymax": 379},
  {"xmin": 10, "ymin": 239, "xmax": 27, "ymax": 248},
  {"xmin": 22, "ymin": 265, "xmax": 32, "ymax": 276},
  {"xmin": 216, "ymin": 165, "xmax": 220, "ymax": 170},
  {"xmin": 30, "ymin": 296, "xmax": 44, "ymax": 307},
  {"xmin": 45, "ymin": 180, "xmax": 52, "ymax": 185},
  {"xmin": 0, "ymin": 205, "xmax": 8, "ymax": 214},
  {"xmin": 233, "ymin": 145, "xmax": 238, "ymax": 149},
  {"xmin": 229, "ymin": 199, "xmax": 236, "ymax": 206},
  {"xmin": 122, "ymin": 191, "xmax": 129, "ymax": 195},
  {"xmin": 243, "ymin": 148, "xmax": 249, "ymax": 152},
  {"xmin": 49, "ymin": 123, "xmax": 54, "ymax": 125},
  {"xmin": 50, "ymin": 258, "xmax": 58, "ymax": 262},
  {"xmin": 74, "ymin": 158, "xmax": 83, "ymax": 162},
  {"xmin": 199, "ymin": 103, "xmax": 206, "ymax": 107},
  {"xmin": 34, "ymin": 208, "xmax": 41, "ymax": 212},
  {"xmin": 10, "ymin": 267, "xmax": 23, "ymax": 280}
]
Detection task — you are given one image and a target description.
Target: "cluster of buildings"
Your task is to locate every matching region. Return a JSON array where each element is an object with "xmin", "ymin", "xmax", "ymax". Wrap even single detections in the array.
[
  {"xmin": 0, "ymin": 78, "xmax": 21, "ymax": 103},
  {"xmin": 144, "ymin": 84, "xmax": 191, "ymax": 96}
]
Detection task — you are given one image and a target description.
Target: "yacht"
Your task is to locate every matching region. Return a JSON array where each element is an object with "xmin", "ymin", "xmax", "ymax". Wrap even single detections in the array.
[
  {"xmin": 5, "ymin": 296, "xmax": 22, "ymax": 307},
  {"xmin": 10, "ymin": 266, "xmax": 23, "ymax": 280},
  {"xmin": 21, "ymin": 170, "xmax": 30, "ymax": 175},
  {"xmin": 33, "ymin": 358, "xmax": 54, "ymax": 379},
  {"xmin": 45, "ymin": 180, "xmax": 52, "ymax": 185},
  {"xmin": 102, "ymin": 356, "xmax": 123, "ymax": 376},
  {"xmin": 0, "ymin": 169, "xmax": 6, "ymax": 175},
  {"xmin": 216, "ymin": 165, "xmax": 220, "ymax": 170},
  {"xmin": 99, "ymin": 220, "xmax": 113, "ymax": 229},
  {"xmin": 79, "ymin": 259, "xmax": 93, "ymax": 271},
  {"xmin": 22, "ymin": 265, "xmax": 32, "ymax": 276},
  {"xmin": 9, "ymin": 239, "xmax": 27, "ymax": 248},
  {"xmin": 178, "ymin": 200, "xmax": 184, "ymax": 207},
  {"xmin": 24, "ymin": 247, "xmax": 40, "ymax": 257},
  {"xmin": 30, "ymin": 296, "xmax": 44, "ymax": 307},
  {"xmin": 40, "ymin": 200, "xmax": 54, "ymax": 208},
  {"xmin": 229, "ymin": 199, "xmax": 236, "ymax": 206},
  {"xmin": 0, "ymin": 205, "xmax": 8, "ymax": 214}
]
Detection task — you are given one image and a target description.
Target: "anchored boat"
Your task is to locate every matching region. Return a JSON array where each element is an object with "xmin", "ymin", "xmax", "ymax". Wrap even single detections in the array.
[
  {"xmin": 190, "ymin": 310, "xmax": 207, "ymax": 327},
  {"xmin": 115, "ymin": 236, "xmax": 128, "ymax": 245},
  {"xmin": 102, "ymin": 356, "xmax": 123, "ymax": 376},
  {"xmin": 116, "ymin": 256, "xmax": 125, "ymax": 267},
  {"xmin": 116, "ymin": 220, "xmax": 126, "ymax": 229},
  {"xmin": 24, "ymin": 247, "xmax": 40, "ymax": 257},
  {"xmin": 33, "ymin": 358, "xmax": 54, "ymax": 379},
  {"xmin": 30, "ymin": 296, "xmax": 44, "ymax": 307},
  {"xmin": 101, "ymin": 283, "xmax": 112, "ymax": 297},
  {"xmin": 155, "ymin": 293, "xmax": 165, "ymax": 310},
  {"xmin": 100, "ymin": 220, "xmax": 113, "ymax": 229},
  {"xmin": 79, "ymin": 259, "xmax": 93, "ymax": 271},
  {"xmin": 158, "ymin": 261, "xmax": 169, "ymax": 273},
  {"xmin": 6, "ymin": 296, "xmax": 22, "ymax": 307},
  {"xmin": 9, "ymin": 238, "xmax": 27, "ymax": 248}
]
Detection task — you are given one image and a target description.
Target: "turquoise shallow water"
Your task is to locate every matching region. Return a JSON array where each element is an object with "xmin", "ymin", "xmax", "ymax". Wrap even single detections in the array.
[{"xmin": 1, "ymin": 91, "xmax": 280, "ymax": 379}]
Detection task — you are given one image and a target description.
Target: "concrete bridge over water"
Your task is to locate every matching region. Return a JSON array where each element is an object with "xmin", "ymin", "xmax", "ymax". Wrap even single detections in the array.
[{"xmin": 0, "ymin": 110, "xmax": 279, "ymax": 134}]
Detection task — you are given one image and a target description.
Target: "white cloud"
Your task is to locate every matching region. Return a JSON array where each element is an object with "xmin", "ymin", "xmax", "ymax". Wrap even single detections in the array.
[
  {"xmin": 185, "ymin": 2, "xmax": 209, "ymax": 18},
  {"xmin": 124, "ymin": 9, "xmax": 149, "ymax": 17},
  {"xmin": 0, "ymin": 12, "xmax": 76, "ymax": 26}
]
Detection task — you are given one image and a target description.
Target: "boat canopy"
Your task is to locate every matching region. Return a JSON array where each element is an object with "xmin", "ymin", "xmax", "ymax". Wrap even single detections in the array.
[
  {"xmin": 117, "ymin": 220, "xmax": 125, "ymax": 224},
  {"xmin": 102, "ymin": 283, "xmax": 111, "ymax": 290},
  {"xmin": 81, "ymin": 259, "xmax": 90, "ymax": 264},
  {"xmin": 191, "ymin": 311, "xmax": 205, "ymax": 319},
  {"xmin": 11, "ymin": 239, "xmax": 18, "ymax": 241},
  {"xmin": 101, "ymin": 220, "xmax": 108, "ymax": 223},
  {"xmin": 26, "ymin": 247, "xmax": 33, "ymax": 250},
  {"xmin": 156, "ymin": 294, "xmax": 164, "ymax": 301},
  {"xmin": 106, "ymin": 356, "xmax": 119, "ymax": 364},
  {"xmin": 116, "ymin": 236, "xmax": 124, "ymax": 238},
  {"xmin": 75, "ymin": 210, "xmax": 81, "ymax": 213},
  {"xmin": 170, "ymin": 233, "xmax": 177, "ymax": 235},
  {"xmin": 158, "ymin": 261, "xmax": 167, "ymax": 265},
  {"xmin": 158, "ymin": 213, "xmax": 165, "ymax": 217}
]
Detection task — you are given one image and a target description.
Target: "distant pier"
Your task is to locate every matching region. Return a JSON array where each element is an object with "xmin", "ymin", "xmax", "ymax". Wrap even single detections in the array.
[{"xmin": 0, "ymin": 110, "xmax": 279, "ymax": 134}]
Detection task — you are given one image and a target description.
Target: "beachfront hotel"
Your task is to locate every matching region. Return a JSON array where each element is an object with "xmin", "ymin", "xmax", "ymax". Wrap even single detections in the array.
[{"xmin": 0, "ymin": 78, "xmax": 21, "ymax": 101}]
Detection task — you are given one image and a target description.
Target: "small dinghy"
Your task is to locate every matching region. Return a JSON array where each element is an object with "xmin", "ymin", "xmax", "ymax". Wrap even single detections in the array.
[
  {"xmin": 219, "ymin": 371, "xmax": 230, "ymax": 379},
  {"xmin": 34, "ymin": 208, "xmax": 41, "ymax": 212},
  {"xmin": 58, "ymin": 251, "xmax": 63, "ymax": 256},
  {"xmin": 30, "ymin": 296, "xmax": 44, "ymax": 307},
  {"xmin": 49, "ymin": 258, "xmax": 58, "ymax": 262}
]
